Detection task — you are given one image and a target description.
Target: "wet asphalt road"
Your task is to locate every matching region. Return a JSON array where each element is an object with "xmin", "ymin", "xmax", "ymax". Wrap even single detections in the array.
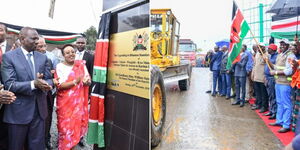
[{"xmin": 153, "ymin": 68, "xmax": 284, "ymax": 150}]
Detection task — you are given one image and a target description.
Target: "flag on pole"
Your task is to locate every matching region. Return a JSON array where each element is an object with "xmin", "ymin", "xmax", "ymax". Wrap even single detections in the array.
[
  {"xmin": 87, "ymin": 12, "xmax": 111, "ymax": 148},
  {"xmin": 227, "ymin": 1, "xmax": 250, "ymax": 69}
]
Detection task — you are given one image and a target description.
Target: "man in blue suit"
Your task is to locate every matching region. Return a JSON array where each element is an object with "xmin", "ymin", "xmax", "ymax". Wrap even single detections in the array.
[
  {"xmin": 232, "ymin": 45, "xmax": 248, "ymax": 107},
  {"xmin": 210, "ymin": 46, "xmax": 223, "ymax": 96},
  {"xmin": 1, "ymin": 27, "xmax": 53, "ymax": 150}
]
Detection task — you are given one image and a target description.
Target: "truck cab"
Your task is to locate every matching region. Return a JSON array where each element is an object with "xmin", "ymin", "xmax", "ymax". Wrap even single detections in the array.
[{"xmin": 179, "ymin": 39, "xmax": 197, "ymax": 66}]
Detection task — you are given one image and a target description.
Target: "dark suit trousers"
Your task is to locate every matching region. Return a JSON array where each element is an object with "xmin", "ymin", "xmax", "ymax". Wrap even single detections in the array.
[
  {"xmin": 266, "ymin": 77, "xmax": 277, "ymax": 114},
  {"xmin": 212, "ymin": 70, "xmax": 221, "ymax": 94},
  {"xmin": 0, "ymin": 107, "xmax": 8, "ymax": 150},
  {"xmin": 254, "ymin": 81, "xmax": 269, "ymax": 109},
  {"xmin": 8, "ymin": 104, "xmax": 45, "ymax": 150},
  {"xmin": 235, "ymin": 76, "xmax": 246, "ymax": 102},
  {"xmin": 45, "ymin": 91, "xmax": 54, "ymax": 142}
]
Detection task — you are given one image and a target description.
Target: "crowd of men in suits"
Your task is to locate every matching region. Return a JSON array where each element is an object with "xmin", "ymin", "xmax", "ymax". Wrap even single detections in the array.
[
  {"xmin": 0, "ymin": 24, "xmax": 94, "ymax": 150},
  {"xmin": 206, "ymin": 38, "xmax": 300, "ymax": 134}
]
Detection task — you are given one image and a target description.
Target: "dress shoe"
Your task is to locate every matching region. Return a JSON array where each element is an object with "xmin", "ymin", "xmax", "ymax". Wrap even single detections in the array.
[
  {"xmin": 269, "ymin": 122, "xmax": 282, "ymax": 127},
  {"xmin": 78, "ymin": 137, "xmax": 85, "ymax": 147},
  {"xmin": 278, "ymin": 128, "xmax": 290, "ymax": 133},
  {"xmin": 269, "ymin": 114, "xmax": 276, "ymax": 120},
  {"xmin": 259, "ymin": 108, "xmax": 267, "ymax": 113},
  {"xmin": 206, "ymin": 90, "xmax": 211, "ymax": 93},
  {"xmin": 232, "ymin": 101, "xmax": 240, "ymax": 105},
  {"xmin": 240, "ymin": 102, "xmax": 245, "ymax": 107},
  {"xmin": 251, "ymin": 106, "xmax": 260, "ymax": 110},
  {"xmin": 230, "ymin": 94, "xmax": 236, "ymax": 98},
  {"xmin": 211, "ymin": 93, "xmax": 216, "ymax": 97},
  {"xmin": 263, "ymin": 112, "xmax": 272, "ymax": 116},
  {"xmin": 225, "ymin": 96, "xmax": 230, "ymax": 100},
  {"xmin": 220, "ymin": 94, "xmax": 225, "ymax": 97},
  {"xmin": 46, "ymin": 141, "xmax": 53, "ymax": 149}
]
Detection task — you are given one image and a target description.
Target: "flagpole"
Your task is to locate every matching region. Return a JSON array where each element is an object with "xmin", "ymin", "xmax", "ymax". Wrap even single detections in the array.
[{"xmin": 248, "ymin": 29, "xmax": 272, "ymax": 70}]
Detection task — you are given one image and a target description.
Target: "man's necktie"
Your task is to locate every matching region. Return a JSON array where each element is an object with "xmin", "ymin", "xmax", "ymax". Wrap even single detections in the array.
[{"xmin": 27, "ymin": 53, "xmax": 35, "ymax": 78}]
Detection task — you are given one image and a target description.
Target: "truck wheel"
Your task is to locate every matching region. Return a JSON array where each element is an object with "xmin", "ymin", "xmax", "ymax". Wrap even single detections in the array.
[
  {"xmin": 178, "ymin": 64, "xmax": 192, "ymax": 91},
  {"xmin": 151, "ymin": 65, "xmax": 166, "ymax": 147}
]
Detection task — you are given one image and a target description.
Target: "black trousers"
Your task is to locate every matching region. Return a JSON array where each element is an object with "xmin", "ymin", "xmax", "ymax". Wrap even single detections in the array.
[
  {"xmin": 254, "ymin": 81, "xmax": 269, "ymax": 109},
  {"xmin": 45, "ymin": 91, "xmax": 55, "ymax": 143},
  {"xmin": 0, "ymin": 107, "xmax": 8, "ymax": 150},
  {"xmin": 266, "ymin": 77, "xmax": 277, "ymax": 114}
]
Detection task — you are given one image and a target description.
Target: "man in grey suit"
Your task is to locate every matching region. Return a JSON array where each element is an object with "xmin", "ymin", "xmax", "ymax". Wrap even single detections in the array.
[
  {"xmin": 232, "ymin": 45, "xmax": 248, "ymax": 107},
  {"xmin": 1, "ymin": 27, "xmax": 53, "ymax": 150}
]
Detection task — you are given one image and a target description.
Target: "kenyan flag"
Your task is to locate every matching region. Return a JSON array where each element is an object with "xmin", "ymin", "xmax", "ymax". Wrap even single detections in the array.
[
  {"xmin": 271, "ymin": 14, "xmax": 300, "ymax": 41},
  {"xmin": 87, "ymin": 12, "xmax": 111, "ymax": 148},
  {"xmin": 226, "ymin": 1, "xmax": 250, "ymax": 69}
]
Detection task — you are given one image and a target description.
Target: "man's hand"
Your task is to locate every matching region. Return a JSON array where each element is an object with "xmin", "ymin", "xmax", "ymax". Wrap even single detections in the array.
[
  {"xmin": 270, "ymin": 70, "xmax": 276, "ymax": 75},
  {"xmin": 0, "ymin": 90, "xmax": 16, "ymax": 104},
  {"xmin": 34, "ymin": 79, "xmax": 52, "ymax": 92},
  {"xmin": 37, "ymin": 73, "xmax": 44, "ymax": 79},
  {"xmin": 263, "ymin": 55, "xmax": 269, "ymax": 61},
  {"xmin": 295, "ymin": 35, "xmax": 298, "ymax": 42},
  {"xmin": 288, "ymin": 58, "xmax": 299, "ymax": 69}
]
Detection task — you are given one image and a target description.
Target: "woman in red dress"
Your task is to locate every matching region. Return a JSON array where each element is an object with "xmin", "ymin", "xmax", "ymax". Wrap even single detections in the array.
[{"xmin": 55, "ymin": 44, "xmax": 91, "ymax": 150}]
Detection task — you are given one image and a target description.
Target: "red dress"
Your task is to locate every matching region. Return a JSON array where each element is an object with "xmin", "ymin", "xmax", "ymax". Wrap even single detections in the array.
[{"xmin": 55, "ymin": 60, "xmax": 89, "ymax": 150}]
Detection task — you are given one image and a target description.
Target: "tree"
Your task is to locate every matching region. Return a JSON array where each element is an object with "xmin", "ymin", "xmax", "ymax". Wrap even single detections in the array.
[{"xmin": 84, "ymin": 26, "xmax": 97, "ymax": 51}]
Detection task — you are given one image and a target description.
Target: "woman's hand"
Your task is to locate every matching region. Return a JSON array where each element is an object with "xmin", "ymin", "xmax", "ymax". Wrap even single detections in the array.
[
  {"xmin": 53, "ymin": 77, "xmax": 60, "ymax": 87},
  {"xmin": 73, "ymin": 76, "xmax": 83, "ymax": 86},
  {"xmin": 83, "ymin": 76, "xmax": 91, "ymax": 86}
]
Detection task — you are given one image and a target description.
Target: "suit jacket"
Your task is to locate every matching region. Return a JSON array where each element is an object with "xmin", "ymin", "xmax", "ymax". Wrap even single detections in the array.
[
  {"xmin": 0, "ymin": 42, "xmax": 12, "ymax": 84},
  {"xmin": 82, "ymin": 51, "xmax": 94, "ymax": 77},
  {"xmin": 220, "ymin": 52, "xmax": 229, "ymax": 73},
  {"xmin": 1, "ymin": 48, "xmax": 53, "ymax": 124},
  {"xmin": 234, "ymin": 52, "xmax": 248, "ymax": 77},
  {"xmin": 5, "ymin": 43, "xmax": 11, "ymax": 52},
  {"xmin": 210, "ymin": 51, "xmax": 223, "ymax": 71}
]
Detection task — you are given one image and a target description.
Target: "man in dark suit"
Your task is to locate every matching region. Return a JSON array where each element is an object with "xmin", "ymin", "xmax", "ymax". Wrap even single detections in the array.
[
  {"xmin": 232, "ymin": 45, "xmax": 248, "ymax": 107},
  {"xmin": 0, "ymin": 89, "xmax": 16, "ymax": 150},
  {"xmin": 1, "ymin": 27, "xmax": 53, "ymax": 150},
  {"xmin": 210, "ymin": 46, "xmax": 223, "ymax": 96},
  {"xmin": 0, "ymin": 23, "xmax": 13, "ymax": 150},
  {"xmin": 75, "ymin": 37, "xmax": 94, "ymax": 146},
  {"xmin": 75, "ymin": 37, "xmax": 94, "ymax": 77}
]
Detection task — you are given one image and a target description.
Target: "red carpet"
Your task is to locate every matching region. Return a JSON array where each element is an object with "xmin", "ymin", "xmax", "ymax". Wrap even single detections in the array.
[{"xmin": 249, "ymin": 98, "xmax": 294, "ymax": 146}]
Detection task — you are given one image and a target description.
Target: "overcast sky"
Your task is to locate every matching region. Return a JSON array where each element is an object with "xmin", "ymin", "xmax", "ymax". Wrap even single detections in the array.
[
  {"xmin": 0, "ymin": 0, "xmax": 249, "ymax": 52},
  {"xmin": 151, "ymin": 0, "xmax": 246, "ymax": 52}
]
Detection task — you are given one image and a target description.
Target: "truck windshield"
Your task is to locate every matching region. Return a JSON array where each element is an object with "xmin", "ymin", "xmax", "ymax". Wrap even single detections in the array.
[
  {"xmin": 151, "ymin": 14, "xmax": 162, "ymax": 32},
  {"xmin": 179, "ymin": 44, "xmax": 196, "ymax": 52}
]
